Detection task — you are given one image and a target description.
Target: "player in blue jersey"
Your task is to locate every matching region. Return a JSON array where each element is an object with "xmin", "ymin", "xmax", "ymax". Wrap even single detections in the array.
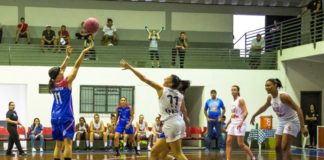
[
  {"xmin": 48, "ymin": 43, "xmax": 93, "ymax": 160},
  {"xmin": 114, "ymin": 97, "xmax": 138, "ymax": 156}
]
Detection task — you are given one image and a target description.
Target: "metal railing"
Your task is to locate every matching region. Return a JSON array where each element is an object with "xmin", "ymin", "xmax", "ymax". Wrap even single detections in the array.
[
  {"xmin": 244, "ymin": 11, "xmax": 324, "ymax": 55},
  {"xmin": 0, "ymin": 44, "xmax": 277, "ymax": 69}
]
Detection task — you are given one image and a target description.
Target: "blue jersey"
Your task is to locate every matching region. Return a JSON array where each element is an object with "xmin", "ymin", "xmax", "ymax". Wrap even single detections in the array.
[
  {"xmin": 30, "ymin": 124, "xmax": 43, "ymax": 135},
  {"xmin": 117, "ymin": 105, "xmax": 132, "ymax": 124},
  {"xmin": 51, "ymin": 79, "xmax": 74, "ymax": 120},
  {"xmin": 204, "ymin": 98, "xmax": 224, "ymax": 119}
]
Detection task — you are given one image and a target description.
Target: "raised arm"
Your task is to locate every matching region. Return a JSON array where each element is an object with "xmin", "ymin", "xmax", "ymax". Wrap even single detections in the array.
[
  {"xmin": 59, "ymin": 45, "xmax": 72, "ymax": 72},
  {"xmin": 157, "ymin": 27, "xmax": 164, "ymax": 34},
  {"xmin": 281, "ymin": 93, "xmax": 308, "ymax": 137},
  {"xmin": 120, "ymin": 59, "xmax": 163, "ymax": 97},
  {"xmin": 250, "ymin": 95, "xmax": 272, "ymax": 125},
  {"xmin": 145, "ymin": 26, "xmax": 150, "ymax": 33},
  {"xmin": 67, "ymin": 41, "xmax": 94, "ymax": 87}
]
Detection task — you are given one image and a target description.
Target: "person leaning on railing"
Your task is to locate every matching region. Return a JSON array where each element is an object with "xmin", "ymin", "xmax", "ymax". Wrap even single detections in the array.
[
  {"xmin": 0, "ymin": 22, "xmax": 2, "ymax": 44},
  {"xmin": 172, "ymin": 32, "xmax": 189, "ymax": 68},
  {"xmin": 305, "ymin": 0, "xmax": 323, "ymax": 42},
  {"xmin": 249, "ymin": 34, "xmax": 265, "ymax": 69}
]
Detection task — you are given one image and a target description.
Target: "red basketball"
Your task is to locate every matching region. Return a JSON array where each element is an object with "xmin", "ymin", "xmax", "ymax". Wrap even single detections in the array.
[{"xmin": 83, "ymin": 17, "xmax": 99, "ymax": 34}]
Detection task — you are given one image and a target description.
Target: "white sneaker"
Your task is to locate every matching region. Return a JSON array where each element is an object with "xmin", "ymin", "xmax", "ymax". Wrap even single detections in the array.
[
  {"xmin": 32, "ymin": 148, "xmax": 36, "ymax": 152},
  {"xmin": 40, "ymin": 148, "xmax": 44, "ymax": 152},
  {"xmin": 137, "ymin": 146, "xmax": 141, "ymax": 151},
  {"xmin": 147, "ymin": 146, "xmax": 151, "ymax": 151},
  {"xmin": 108, "ymin": 43, "xmax": 114, "ymax": 46}
]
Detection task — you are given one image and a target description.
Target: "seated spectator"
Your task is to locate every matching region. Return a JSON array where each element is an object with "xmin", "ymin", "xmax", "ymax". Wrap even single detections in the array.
[
  {"xmin": 75, "ymin": 22, "xmax": 89, "ymax": 40},
  {"xmin": 107, "ymin": 114, "xmax": 117, "ymax": 149},
  {"xmin": 172, "ymin": 32, "xmax": 188, "ymax": 68},
  {"xmin": 41, "ymin": 25, "xmax": 58, "ymax": 53},
  {"xmin": 135, "ymin": 114, "xmax": 152, "ymax": 151},
  {"xmin": 249, "ymin": 34, "xmax": 265, "ymax": 69},
  {"xmin": 0, "ymin": 23, "xmax": 2, "ymax": 44},
  {"xmin": 146, "ymin": 26, "xmax": 163, "ymax": 68},
  {"xmin": 102, "ymin": 18, "xmax": 118, "ymax": 46},
  {"xmin": 84, "ymin": 34, "xmax": 96, "ymax": 60},
  {"xmin": 58, "ymin": 25, "xmax": 71, "ymax": 51},
  {"xmin": 29, "ymin": 118, "xmax": 44, "ymax": 152},
  {"xmin": 15, "ymin": 17, "xmax": 30, "ymax": 44},
  {"xmin": 75, "ymin": 117, "xmax": 90, "ymax": 151},
  {"xmin": 89, "ymin": 113, "xmax": 107, "ymax": 151},
  {"xmin": 151, "ymin": 115, "xmax": 162, "ymax": 146}
]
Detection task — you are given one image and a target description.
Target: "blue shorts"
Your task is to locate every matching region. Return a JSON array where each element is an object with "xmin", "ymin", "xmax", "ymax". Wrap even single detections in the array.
[
  {"xmin": 51, "ymin": 118, "xmax": 75, "ymax": 141},
  {"xmin": 115, "ymin": 122, "xmax": 134, "ymax": 134},
  {"xmin": 158, "ymin": 132, "xmax": 165, "ymax": 138}
]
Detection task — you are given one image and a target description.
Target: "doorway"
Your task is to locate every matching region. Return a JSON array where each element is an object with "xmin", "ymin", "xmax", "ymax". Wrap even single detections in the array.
[{"xmin": 301, "ymin": 91, "xmax": 322, "ymax": 125}]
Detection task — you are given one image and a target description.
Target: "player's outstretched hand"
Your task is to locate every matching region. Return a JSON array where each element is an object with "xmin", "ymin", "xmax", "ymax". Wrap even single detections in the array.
[
  {"xmin": 120, "ymin": 59, "xmax": 131, "ymax": 70},
  {"xmin": 66, "ymin": 45, "xmax": 73, "ymax": 57}
]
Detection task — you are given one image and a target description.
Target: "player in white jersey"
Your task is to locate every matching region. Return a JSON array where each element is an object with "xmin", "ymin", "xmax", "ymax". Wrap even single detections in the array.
[
  {"xmin": 135, "ymin": 114, "xmax": 152, "ymax": 151},
  {"xmin": 120, "ymin": 59, "xmax": 190, "ymax": 160},
  {"xmin": 224, "ymin": 85, "xmax": 255, "ymax": 160},
  {"xmin": 250, "ymin": 78, "xmax": 308, "ymax": 160}
]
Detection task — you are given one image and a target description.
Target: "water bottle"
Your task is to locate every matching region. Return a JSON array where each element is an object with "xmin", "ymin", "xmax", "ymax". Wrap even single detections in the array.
[{"xmin": 255, "ymin": 122, "xmax": 259, "ymax": 130}]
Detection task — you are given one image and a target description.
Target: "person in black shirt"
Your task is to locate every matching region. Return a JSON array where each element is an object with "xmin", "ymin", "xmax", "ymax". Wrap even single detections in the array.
[
  {"xmin": 307, "ymin": 0, "xmax": 323, "ymax": 42},
  {"xmin": 305, "ymin": 104, "xmax": 319, "ymax": 148},
  {"xmin": 41, "ymin": 25, "xmax": 58, "ymax": 53},
  {"xmin": 5, "ymin": 101, "xmax": 26, "ymax": 156},
  {"xmin": 171, "ymin": 32, "xmax": 189, "ymax": 68},
  {"xmin": 0, "ymin": 23, "xmax": 3, "ymax": 44}
]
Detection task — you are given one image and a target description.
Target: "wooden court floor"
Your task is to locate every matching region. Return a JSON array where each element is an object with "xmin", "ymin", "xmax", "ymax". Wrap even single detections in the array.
[{"xmin": 1, "ymin": 148, "xmax": 323, "ymax": 160}]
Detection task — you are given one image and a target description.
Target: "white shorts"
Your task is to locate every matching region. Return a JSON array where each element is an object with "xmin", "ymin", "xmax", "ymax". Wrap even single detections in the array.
[
  {"xmin": 275, "ymin": 121, "xmax": 300, "ymax": 137},
  {"xmin": 162, "ymin": 116, "xmax": 186, "ymax": 143},
  {"xmin": 226, "ymin": 123, "xmax": 246, "ymax": 136}
]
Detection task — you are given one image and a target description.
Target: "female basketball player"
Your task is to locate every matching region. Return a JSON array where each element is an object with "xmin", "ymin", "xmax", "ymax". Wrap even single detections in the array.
[
  {"xmin": 114, "ymin": 97, "xmax": 138, "ymax": 156},
  {"xmin": 120, "ymin": 59, "xmax": 190, "ymax": 160},
  {"xmin": 224, "ymin": 85, "xmax": 255, "ymax": 160},
  {"xmin": 48, "ymin": 43, "xmax": 93, "ymax": 160},
  {"xmin": 250, "ymin": 78, "xmax": 308, "ymax": 160}
]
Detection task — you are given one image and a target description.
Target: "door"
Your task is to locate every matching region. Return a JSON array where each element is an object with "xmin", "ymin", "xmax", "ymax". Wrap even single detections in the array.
[{"xmin": 301, "ymin": 91, "xmax": 322, "ymax": 125}]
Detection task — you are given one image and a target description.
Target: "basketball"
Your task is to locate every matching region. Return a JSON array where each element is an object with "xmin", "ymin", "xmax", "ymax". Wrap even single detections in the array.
[{"xmin": 83, "ymin": 17, "xmax": 99, "ymax": 34}]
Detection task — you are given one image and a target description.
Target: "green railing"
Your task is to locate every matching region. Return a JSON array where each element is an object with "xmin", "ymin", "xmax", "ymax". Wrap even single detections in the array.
[{"xmin": 0, "ymin": 44, "xmax": 277, "ymax": 69}]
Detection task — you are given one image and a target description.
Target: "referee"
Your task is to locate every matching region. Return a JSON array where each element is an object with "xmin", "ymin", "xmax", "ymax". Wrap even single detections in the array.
[{"xmin": 5, "ymin": 101, "xmax": 26, "ymax": 156}]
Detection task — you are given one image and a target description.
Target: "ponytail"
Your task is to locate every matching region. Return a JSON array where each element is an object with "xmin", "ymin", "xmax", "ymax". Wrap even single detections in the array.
[
  {"xmin": 171, "ymin": 74, "xmax": 190, "ymax": 94},
  {"xmin": 48, "ymin": 66, "xmax": 60, "ymax": 92}
]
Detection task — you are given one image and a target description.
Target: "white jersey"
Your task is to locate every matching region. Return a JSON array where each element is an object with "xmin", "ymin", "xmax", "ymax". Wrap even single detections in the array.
[
  {"xmin": 93, "ymin": 121, "xmax": 101, "ymax": 130},
  {"xmin": 271, "ymin": 91, "xmax": 299, "ymax": 123},
  {"xmin": 159, "ymin": 88, "xmax": 184, "ymax": 122},
  {"xmin": 138, "ymin": 121, "xmax": 146, "ymax": 131},
  {"xmin": 230, "ymin": 97, "xmax": 245, "ymax": 125},
  {"xmin": 78, "ymin": 124, "xmax": 88, "ymax": 133}
]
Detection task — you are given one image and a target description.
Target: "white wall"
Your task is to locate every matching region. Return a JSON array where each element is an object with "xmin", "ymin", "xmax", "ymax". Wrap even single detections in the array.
[{"xmin": 0, "ymin": 66, "xmax": 281, "ymax": 130}]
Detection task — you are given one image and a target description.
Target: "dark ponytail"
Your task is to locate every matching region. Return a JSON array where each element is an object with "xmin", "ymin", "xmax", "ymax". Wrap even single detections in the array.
[
  {"xmin": 232, "ymin": 85, "xmax": 240, "ymax": 96},
  {"xmin": 48, "ymin": 67, "xmax": 60, "ymax": 92},
  {"xmin": 171, "ymin": 74, "xmax": 190, "ymax": 94},
  {"xmin": 267, "ymin": 78, "xmax": 283, "ymax": 88}
]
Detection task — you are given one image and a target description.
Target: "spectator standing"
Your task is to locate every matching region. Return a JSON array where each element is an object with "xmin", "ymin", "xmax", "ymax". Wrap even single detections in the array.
[
  {"xmin": 102, "ymin": 18, "xmax": 118, "ymax": 46},
  {"xmin": 307, "ymin": 0, "xmax": 323, "ymax": 42},
  {"xmin": 146, "ymin": 26, "xmax": 163, "ymax": 68},
  {"xmin": 305, "ymin": 104, "xmax": 319, "ymax": 148},
  {"xmin": 250, "ymin": 34, "xmax": 265, "ymax": 69},
  {"xmin": 172, "ymin": 32, "xmax": 188, "ymax": 68},
  {"xmin": 0, "ymin": 23, "xmax": 3, "ymax": 44},
  {"xmin": 204, "ymin": 89, "xmax": 226, "ymax": 152}
]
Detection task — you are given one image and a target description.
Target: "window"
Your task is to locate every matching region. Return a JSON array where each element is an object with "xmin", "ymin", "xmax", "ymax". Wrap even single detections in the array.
[
  {"xmin": 80, "ymin": 85, "xmax": 134, "ymax": 113},
  {"xmin": 39, "ymin": 84, "xmax": 50, "ymax": 94}
]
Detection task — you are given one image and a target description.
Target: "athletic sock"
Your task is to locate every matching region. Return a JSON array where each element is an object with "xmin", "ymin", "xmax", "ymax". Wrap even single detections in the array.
[{"xmin": 76, "ymin": 140, "xmax": 80, "ymax": 147}]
